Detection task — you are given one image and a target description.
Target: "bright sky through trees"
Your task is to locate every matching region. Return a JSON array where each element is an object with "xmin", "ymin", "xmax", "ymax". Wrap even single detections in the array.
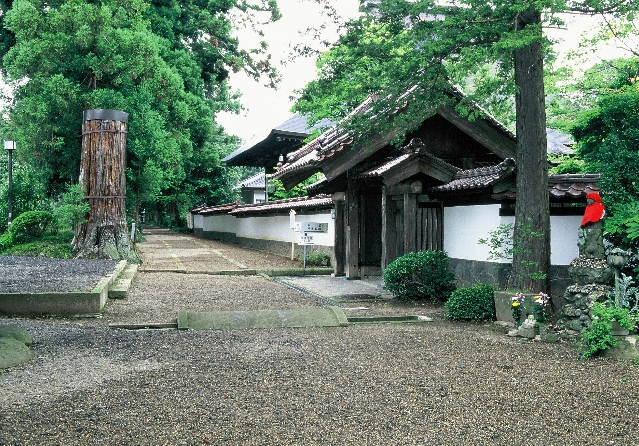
[
  {"xmin": 217, "ymin": 1, "xmax": 628, "ymax": 145},
  {"xmin": 216, "ymin": 0, "xmax": 361, "ymax": 145}
]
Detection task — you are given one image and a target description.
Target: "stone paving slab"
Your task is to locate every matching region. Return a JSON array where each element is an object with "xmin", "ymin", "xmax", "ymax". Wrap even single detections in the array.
[
  {"xmin": 277, "ymin": 275, "xmax": 395, "ymax": 302},
  {"xmin": 177, "ymin": 307, "xmax": 349, "ymax": 330}
]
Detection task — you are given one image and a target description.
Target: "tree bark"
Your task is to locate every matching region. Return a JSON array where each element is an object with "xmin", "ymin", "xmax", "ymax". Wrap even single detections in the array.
[
  {"xmin": 510, "ymin": 7, "xmax": 550, "ymax": 293},
  {"xmin": 73, "ymin": 109, "xmax": 138, "ymax": 261}
]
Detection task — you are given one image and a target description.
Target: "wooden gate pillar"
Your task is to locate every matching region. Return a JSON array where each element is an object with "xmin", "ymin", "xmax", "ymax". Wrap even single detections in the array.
[
  {"xmin": 403, "ymin": 181, "xmax": 422, "ymax": 254},
  {"xmin": 345, "ymin": 179, "xmax": 360, "ymax": 279},
  {"xmin": 381, "ymin": 186, "xmax": 396, "ymax": 269},
  {"xmin": 332, "ymin": 193, "xmax": 346, "ymax": 276}
]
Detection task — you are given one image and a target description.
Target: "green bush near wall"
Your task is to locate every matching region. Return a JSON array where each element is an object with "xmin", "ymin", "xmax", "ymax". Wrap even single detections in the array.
[
  {"xmin": 446, "ymin": 284, "xmax": 496, "ymax": 321},
  {"xmin": 383, "ymin": 250, "xmax": 456, "ymax": 302}
]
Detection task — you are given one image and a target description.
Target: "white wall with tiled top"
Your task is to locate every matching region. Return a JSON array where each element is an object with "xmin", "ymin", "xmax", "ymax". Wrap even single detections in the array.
[
  {"xmin": 444, "ymin": 204, "xmax": 580, "ymax": 266},
  {"xmin": 193, "ymin": 211, "xmax": 334, "ymax": 246},
  {"xmin": 236, "ymin": 213, "xmax": 334, "ymax": 246}
]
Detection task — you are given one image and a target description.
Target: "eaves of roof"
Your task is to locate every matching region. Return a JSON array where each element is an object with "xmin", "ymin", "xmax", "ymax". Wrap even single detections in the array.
[
  {"xmin": 191, "ymin": 203, "xmax": 238, "ymax": 215},
  {"xmin": 431, "ymin": 158, "xmax": 516, "ymax": 192},
  {"xmin": 230, "ymin": 194, "xmax": 333, "ymax": 216},
  {"xmin": 489, "ymin": 173, "xmax": 601, "ymax": 200},
  {"xmin": 234, "ymin": 172, "xmax": 266, "ymax": 190},
  {"xmin": 222, "ymin": 114, "xmax": 335, "ymax": 167}
]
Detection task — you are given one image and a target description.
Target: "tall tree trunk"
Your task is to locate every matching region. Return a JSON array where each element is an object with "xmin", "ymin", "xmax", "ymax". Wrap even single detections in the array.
[
  {"xmin": 73, "ymin": 109, "xmax": 138, "ymax": 261},
  {"xmin": 510, "ymin": 7, "xmax": 550, "ymax": 293}
]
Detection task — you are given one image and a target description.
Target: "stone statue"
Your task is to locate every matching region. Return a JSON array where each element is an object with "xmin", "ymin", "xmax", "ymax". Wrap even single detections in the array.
[{"xmin": 578, "ymin": 192, "xmax": 606, "ymax": 259}]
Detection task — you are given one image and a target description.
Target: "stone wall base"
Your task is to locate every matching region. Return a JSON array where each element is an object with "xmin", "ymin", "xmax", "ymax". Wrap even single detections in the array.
[
  {"xmin": 194, "ymin": 229, "xmax": 334, "ymax": 264},
  {"xmin": 450, "ymin": 258, "xmax": 571, "ymax": 300}
]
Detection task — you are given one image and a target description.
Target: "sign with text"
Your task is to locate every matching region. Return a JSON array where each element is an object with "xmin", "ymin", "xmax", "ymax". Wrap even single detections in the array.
[
  {"xmin": 298, "ymin": 234, "xmax": 315, "ymax": 245},
  {"xmin": 298, "ymin": 222, "xmax": 328, "ymax": 233}
]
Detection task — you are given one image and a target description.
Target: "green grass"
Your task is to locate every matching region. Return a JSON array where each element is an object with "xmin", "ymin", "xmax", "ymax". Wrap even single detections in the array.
[{"xmin": 1, "ymin": 231, "xmax": 74, "ymax": 258}]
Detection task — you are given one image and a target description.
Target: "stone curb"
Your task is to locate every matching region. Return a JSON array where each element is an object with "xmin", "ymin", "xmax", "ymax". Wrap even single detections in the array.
[
  {"xmin": 0, "ymin": 260, "xmax": 129, "ymax": 317},
  {"xmin": 138, "ymin": 268, "xmax": 334, "ymax": 276}
]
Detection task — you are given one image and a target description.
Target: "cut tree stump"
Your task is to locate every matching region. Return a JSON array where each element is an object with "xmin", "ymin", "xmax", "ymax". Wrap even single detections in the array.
[{"xmin": 73, "ymin": 109, "xmax": 137, "ymax": 261}]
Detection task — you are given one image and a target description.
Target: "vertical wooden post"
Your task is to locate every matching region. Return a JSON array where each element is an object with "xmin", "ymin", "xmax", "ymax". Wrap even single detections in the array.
[
  {"xmin": 346, "ymin": 179, "xmax": 360, "ymax": 279},
  {"xmin": 332, "ymin": 193, "xmax": 346, "ymax": 276},
  {"xmin": 381, "ymin": 187, "xmax": 396, "ymax": 270},
  {"xmin": 403, "ymin": 181, "xmax": 421, "ymax": 254},
  {"xmin": 404, "ymin": 191, "xmax": 417, "ymax": 254},
  {"xmin": 74, "ymin": 109, "xmax": 137, "ymax": 261}
]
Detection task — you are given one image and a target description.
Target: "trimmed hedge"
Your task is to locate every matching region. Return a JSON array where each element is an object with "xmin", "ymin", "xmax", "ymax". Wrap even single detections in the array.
[
  {"xmin": 445, "ymin": 284, "xmax": 496, "ymax": 321},
  {"xmin": 0, "ymin": 211, "xmax": 55, "ymax": 250},
  {"xmin": 383, "ymin": 250, "xmax": 456, "ymax": 302}
]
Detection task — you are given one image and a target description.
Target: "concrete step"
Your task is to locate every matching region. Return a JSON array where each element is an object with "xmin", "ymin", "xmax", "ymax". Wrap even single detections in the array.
[{"xmin": 109, "ymin": 264, "xmax": 138, "ymax": 299}]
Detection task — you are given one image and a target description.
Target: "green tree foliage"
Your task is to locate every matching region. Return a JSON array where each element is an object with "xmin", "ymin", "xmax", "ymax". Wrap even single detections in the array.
[
  {"xmin": 269, "ymin": 173, "xmax": 323, "ymax": 201},
  {"xmin": 292, "ymin": 0, "xmax": 639, "ymax": 292},
  {"xmin": 0, "ymin": 150, "xmax": 49, "ymax": 234},
  {"xmin": 570, "ymin": 59, "xmax": 639, "ymax": 248},
  {"xmin": 0, "ymin": 0, "xmax": 280, "ymax": 226}
]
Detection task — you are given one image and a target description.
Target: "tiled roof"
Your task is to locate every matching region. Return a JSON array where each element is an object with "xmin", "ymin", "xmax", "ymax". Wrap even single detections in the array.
[
  {"xmin": 230, "ymin": 194, "xmax": 333, "ymax": 215},
  {"xmin": 359, "ymin": 139, "xmax": 461, "ymax": 179},
  {"xmin": 272, "ymin": 86, "xmax": 515, "ymax": 184},
  {"xmin": 489, "ymin": 173, "xmax": 601, "ymax": 200},
  {"xmin": 191, "ymin": 203, "xmax": 238, "ymax": 215},
  {"xmin": 432, "ymin": 158, "xmax": 516, "ymax": 191},
  {"xmin": 234, "ymin": 172, "xmax": 265, "ymax": 190},
  {"xmin": 448, "ymin": 86, "xmax": 515, "ymax": 140},
  {"xmin": 360, "ymin": 154, "xmax": 413, "ymax": 177},
  {"xmin": 222, "ymin": 114, "xmax": 335, "ymax": 164},
  {"xmin": 270, "ymin": 127, "xmax": 353, "ymax": 180},
  {"xmin": 548, "ymin": 174, "xmax": 600, "ymax": 198},
  {"xmin": 274, "ymin": 114, "xmax": 333, "ymax": 134}
]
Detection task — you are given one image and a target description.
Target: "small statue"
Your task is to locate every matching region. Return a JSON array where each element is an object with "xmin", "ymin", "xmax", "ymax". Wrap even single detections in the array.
[{"xmin": 578, "ymin": 192, "xmax": 605, "ymax": 259}]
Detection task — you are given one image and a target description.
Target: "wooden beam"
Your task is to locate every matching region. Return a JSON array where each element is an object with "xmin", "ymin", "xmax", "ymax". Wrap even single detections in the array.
[
  {"xmin": 323, "ymin": 130, "xmax": 398, "ymax": 182},
  {"xmin": 385, "ymin": 181, "xmax": 422, "ymax": 196}
]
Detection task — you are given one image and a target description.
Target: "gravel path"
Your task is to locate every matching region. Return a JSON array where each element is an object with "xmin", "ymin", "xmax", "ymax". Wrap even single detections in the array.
[{"xmin": 1, "ymin": 228, "xmax": 639, "ymax": 445}]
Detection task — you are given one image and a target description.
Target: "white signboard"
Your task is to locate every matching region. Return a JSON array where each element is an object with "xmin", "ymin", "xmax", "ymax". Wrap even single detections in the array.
[
  {"xmin": 299, "ymin": 222, "xmax": 328, "ymax": 233},
  {"xmin": 298, "ymin": 234, "xmax": 315, "ymax": 245}
]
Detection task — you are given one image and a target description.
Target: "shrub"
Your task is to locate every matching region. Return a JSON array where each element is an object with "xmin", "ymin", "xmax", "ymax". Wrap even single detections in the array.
[
  {"xmin": 580, "ymin": 318, "xmax": 617, "ymax": 359},
  {"xmin": 446, "ymin": 284, "xmax": 496, "ymax": 321},
  {"xmin": 304, "ymin": 253, "xmax": 330, "ymax": 267},
  {"xmin": 580, "ymin": 302, "xmax": 634, "ymax": 358},
  {"xmin": 8, "ymin": 210, "xmax": 56, "ymax": 245},
  {"xmin": 0, "ymin": 232, "xmax": 14, "ymax": 251},
  {"xmin": 383, "ymin": 250, "xmax": 456, "ymax": 301}
]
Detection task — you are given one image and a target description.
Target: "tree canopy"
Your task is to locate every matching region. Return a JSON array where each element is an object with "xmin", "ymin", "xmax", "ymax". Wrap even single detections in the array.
[
  {"xmin": 568, "ymin": 58, "xmax": 639, "ymax": 249},
  {"xmin": 0, "ymin": 0, "xmax": 281, "ymax": 226},
  {"xmin": 291, "ymin": 0, "xmax": 639, "ymax": 292}
]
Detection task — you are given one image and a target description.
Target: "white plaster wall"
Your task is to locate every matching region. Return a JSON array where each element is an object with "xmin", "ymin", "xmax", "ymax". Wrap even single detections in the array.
[
  {"xmin": 192, "ymin": 214, "xmax": 203, "ymax": 230},
  {"xmin": 445, "ymin": 205, "xmax": 581, "ymax": 265},
  {"xmin": 203, "ymin": 214, "xmax": 237, "ymax": 233},
  {"xmin": 444, "ymin": 204, "xmax": 509, "ymax": 262},
  {"xmin": 551, "ymin": 215, "xmax": 580, "ymax": 265},
  {"xmin": 199, "ymin": 211, "xmax": 334, "ymax": 246}
]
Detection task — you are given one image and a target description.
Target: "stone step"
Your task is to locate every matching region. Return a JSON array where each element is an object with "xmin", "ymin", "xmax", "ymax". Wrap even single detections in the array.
[
  {"xmin": 177, "ymin": 307, "xmax": 349, "ymax": 330},
  {"xmin": 108, "ymin": 264, "xmax": 138, "ymax": 299}
]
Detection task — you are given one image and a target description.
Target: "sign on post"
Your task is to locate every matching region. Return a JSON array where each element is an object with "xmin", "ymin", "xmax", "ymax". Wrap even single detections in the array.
[
  {"xmin": 299, "ymin": 222, "xmax": 328, "ymax": 233},
  {"xmin": 298, "ymin": 234, "xmax": 315, "ymax": 245}
]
